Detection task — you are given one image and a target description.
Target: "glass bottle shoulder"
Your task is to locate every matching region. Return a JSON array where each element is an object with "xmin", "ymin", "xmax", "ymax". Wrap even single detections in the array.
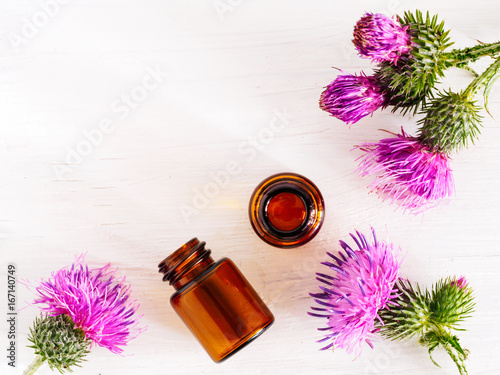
[{"xmin": 170, "ymin": 257, "xmax": 231, "ymax": 301}]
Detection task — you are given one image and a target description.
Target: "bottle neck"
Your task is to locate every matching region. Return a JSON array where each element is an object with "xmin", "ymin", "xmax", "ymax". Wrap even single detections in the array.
[{"xmin": 158, "ymin": 238, "xmax": 215, "ymax": 290}]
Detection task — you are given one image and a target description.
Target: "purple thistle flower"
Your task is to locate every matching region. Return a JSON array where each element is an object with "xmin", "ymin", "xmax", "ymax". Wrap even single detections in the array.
[
  {"xmin": 353, "ymin": 13, "xmax": 412, "ymax": 64},
  {"xmin": 33, "ymin": 256, "xmax": 142, "ymax": 354},
  {"xmin": 309, "ymin": 228, "xmax": 401, "ymax": 355},
  {"xmin": 356, "ymin": 129, "xmax": 454, "ymax": 213},
  {"xmin": 450, "ymin": 276, "xmax": 468, "ymax": 290},
  {"xmin": 319, "ymin": 72, "xmax": 387, "ymax": 125}
]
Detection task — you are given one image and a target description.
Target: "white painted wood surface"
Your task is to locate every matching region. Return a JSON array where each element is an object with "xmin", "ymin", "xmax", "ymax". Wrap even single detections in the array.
[{"xmin": 1, "ymin": 1, "xmax": 500, "ymax": 374}]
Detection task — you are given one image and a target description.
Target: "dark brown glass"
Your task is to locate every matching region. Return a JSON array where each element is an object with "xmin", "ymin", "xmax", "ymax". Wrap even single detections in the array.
[
  {"xmin": 158, "ymin": 238, "xmax": 274, "ymax": 362},
  {"xmin": 249, "ymin": 173, "xmax": 325, "ymax": 248}
]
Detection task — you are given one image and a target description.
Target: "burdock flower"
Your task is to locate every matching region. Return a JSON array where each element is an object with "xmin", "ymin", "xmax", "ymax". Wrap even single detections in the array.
[
  {"xmin": 353, "ymin": 12, "xmax": 411, "ymax": 64},
  {"xmin": 319, "ymin": 72, "xmax": 387, "ymax": 125},
  {"xmin": 309, "ymin": 228, "xmax": 401, "ymax": 355},
  {"xmin": 24, "ymin": 256, "xmax": 143, "ymax": 375},
  {"xmin": 356, "ymin": 129, "xmax": 454, "ymax": 212},
  {"xmin": 309, "ymin": 227, "xmax": 474, "ymax": 374}
]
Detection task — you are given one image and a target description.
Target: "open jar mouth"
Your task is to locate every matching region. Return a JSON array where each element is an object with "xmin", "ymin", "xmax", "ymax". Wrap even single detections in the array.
[{"xmin": 248, "ymin": 173, "xmax": 325, "ymax": 248}]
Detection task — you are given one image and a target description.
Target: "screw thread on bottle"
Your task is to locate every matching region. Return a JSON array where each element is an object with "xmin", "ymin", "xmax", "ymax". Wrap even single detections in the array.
[{"xmin": 158, "ymin": 238, "xmax": 214, "ymax": 290}]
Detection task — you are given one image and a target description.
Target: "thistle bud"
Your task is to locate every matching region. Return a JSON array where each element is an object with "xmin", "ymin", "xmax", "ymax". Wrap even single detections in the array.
[
  {"xmin": 377, "ymin": 277, "xmax": 474, "ymax": 375},
  {"xmin": 27, "ymin": 315, "xmax": 90, "ymax": 374},
  {"xmin": 418, "ymin": 91, "xmax": 482, "ymax": 153}
]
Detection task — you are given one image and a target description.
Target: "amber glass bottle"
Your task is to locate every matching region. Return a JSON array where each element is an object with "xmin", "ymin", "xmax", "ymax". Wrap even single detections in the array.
[
  {"xmin": 158, "ymin": 238, "xmax": 274, "ymax": 362},
  {"xmin": 249, "ymin": 173, "xmax": 325, "ymax": 248}
]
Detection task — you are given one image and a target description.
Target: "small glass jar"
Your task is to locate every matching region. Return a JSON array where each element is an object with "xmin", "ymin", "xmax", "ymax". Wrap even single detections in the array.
[
  {"xmin": 158, "ymin": 238, "xmax": 274, "ymax": 362},
  {"xmin": 249, "ymin": 173, "xmax": 325, "ymax": 248}
]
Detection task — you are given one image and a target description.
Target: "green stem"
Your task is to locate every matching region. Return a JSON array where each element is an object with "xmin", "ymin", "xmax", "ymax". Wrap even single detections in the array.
[
  {"xmin": 23, "ymin": 355, "xmax": 45, "ymax": 375},
  {"xmin": 420, "ymin": 328, "xmax": 469, "ymax": 375},
  {"xmin": 464, "ymin": 56, "xmax": 500, "ymax": 98},
  {"xmin": 442, "ymin": 41, "xmax": 500, "ymax": 67}
]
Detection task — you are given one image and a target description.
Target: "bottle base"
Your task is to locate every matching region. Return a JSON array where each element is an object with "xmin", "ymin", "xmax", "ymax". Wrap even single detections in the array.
[{"xmin": 215, "ymin": 318, "xmax": 274, "ymax": 363}]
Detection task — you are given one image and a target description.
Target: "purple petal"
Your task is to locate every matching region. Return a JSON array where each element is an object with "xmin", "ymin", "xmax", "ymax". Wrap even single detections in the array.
[{"xmin": 353, "ymin": 12, "xmax": 411, "ymax": 64}]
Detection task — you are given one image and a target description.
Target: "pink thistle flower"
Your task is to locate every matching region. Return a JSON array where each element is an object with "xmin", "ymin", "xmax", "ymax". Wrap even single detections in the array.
[
  {"xmin": 33, "ymin": 256, "xmax": 142, "ymax": 354},
  {"xmin": 319, "ymin": 72, "xmax": 388, "ymax": 125},
  {"xmin": 450, "ymin": 276, "xmax": 468, "ymax": 290},
  {"xmin": 356, "ymin": 129, "xmax": 455, "ymax": 213},
  {"xmin": 309, "ymin": 228, "xmax": 401, "ymax": 355},
  {"xmin": 353, "ymin": 13, "xmax": 412, "ymax": 64}
]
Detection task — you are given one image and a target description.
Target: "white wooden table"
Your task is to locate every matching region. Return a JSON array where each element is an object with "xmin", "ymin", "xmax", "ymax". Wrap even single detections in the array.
[{"xmin": 1, "ymin": 1, "xmax": 499, "ymax": 374}]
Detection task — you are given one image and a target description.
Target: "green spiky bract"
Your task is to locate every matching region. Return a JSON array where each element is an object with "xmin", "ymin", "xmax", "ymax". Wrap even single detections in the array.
[
  {"xmin": 25, "ymin": 314, "xmax": 91, "ymax": 375},
  {"xmin": 418, "ymin": 91, "xmax": 482, "ymax": 152},
  {"xmin": 377, "ymin": 277, "xmax": 474, "ymax": 375},
  {"xmin": 428, "ymin": 278, "xmax": 474, "ymax": 330},
  {"xmin": 375, "ymin": 10, "xmax": 453, "ymax": 114}
]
